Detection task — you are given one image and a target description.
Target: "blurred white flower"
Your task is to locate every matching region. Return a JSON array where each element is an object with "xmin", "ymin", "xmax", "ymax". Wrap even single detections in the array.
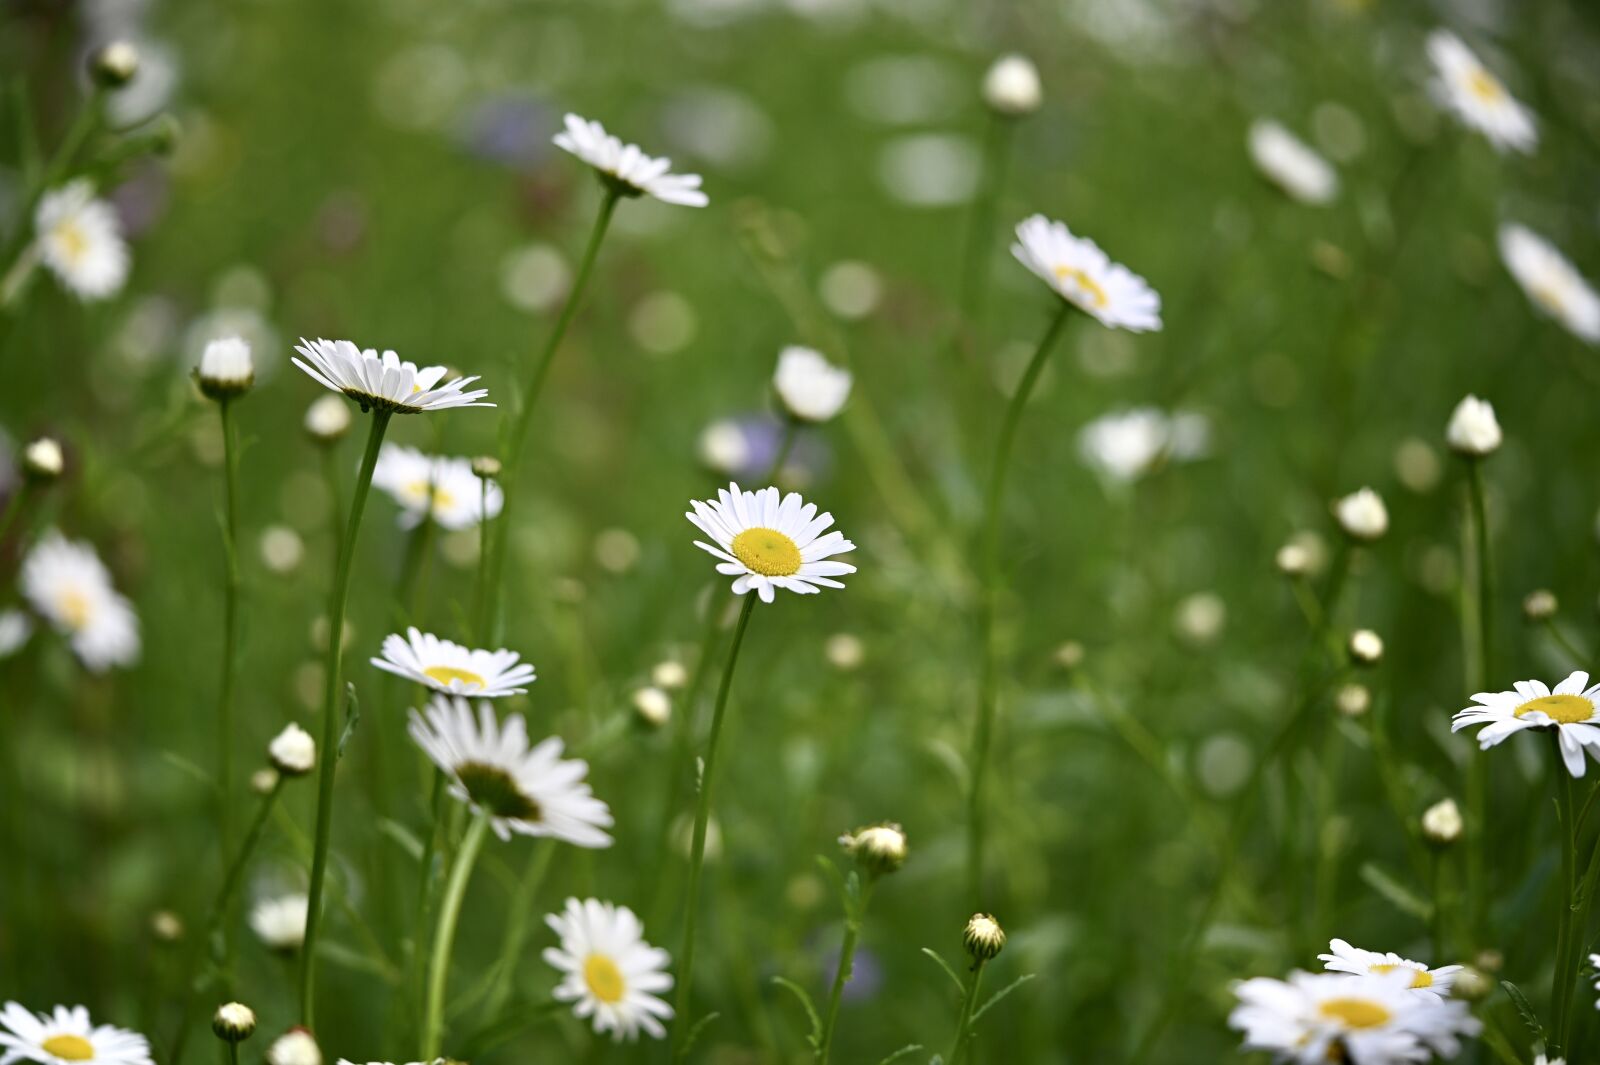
[
  {"xmin": 1421, "ymin": 798, "xmax": 1463, "ymax": 846},
  {"xmin": 1248, "ymin": 120, "xmax": 1339, "ymax": 205},
  {"xmin": 35, "ymin": 180, "xmax": 129, "ymax": 301},
  {"xmin": 104, "ymin": 38, "xmax": 178, "ymax": 127},
  {"xmin": 1012, "ymin": 215, "xmax": 1162, "ymax": 332},
  {"xmin": 1319, "ymin": 939, "xmax": 1462, "ymax": 995},
  {"xmin": 0, "ymin": 608, "xmax": 32, "ymax": 658},
  {"xmin": 304, "ymin": 394, "xmax": 352, "ymax": 443},
  {"xmin": 1230, "ymin": 970, "xmax": 1479, "ymax": 1063},
  {"xmin": 877, "ymin": 134, "xmax": 978, "ymax": 207},
  {"xmin": 819, "ymin": 261, "xmax": 883, "ymax": 320},
  {"xmin": 0, "ymin": 1002, "xmax": 153, "ymax": 1065},
  {"xmin": 1498, "ymin": 224, "xmax": 1600, "ymax": 345},
  {"xmin": 1335, "ymin": 487, "xmax": 1388, "ymax": 542},
  {"xmin": 697, "ymin": 419, "xmax": 751, "ymax": 476},
  {"xmin": 292, "ymin": 339, "xmax": 492, "ymax": 414},
  {"xmin": 773, "ymin": 346, "xmax": 852, "ymax": 423},
  {"xmin": 1427, "ymin": 30, "xmax": 1536, "ymax": 154},
  {"xmin": 371, "ymin": 626, "xmax": 534, "ymax": 697},
  {"xmin": 372, "ymin": 445, "xmax": 502, "ymax": 530},
  {"xmin": 500, "ymin": 244, "xmax": 570, "ymax": 313},
  {"xmin": 265, "ymin": 1028, "xmax": 321, "ymax": 1065},
  {"xmin": 250, "ymin": 894, "xmax": 309, "ymax": 952},
  {"xmin": 1078, "ymin": 408, "xmax": 1204, "ymax": 483},
  {"xmin": 1453, "ymin": 670, "xmax": 1600, "ymax": 778},
  {"xmin": 686, "ymin": 483, "xmax": 857, "ymax": 603},
  {"xmin": 259, "ymin": 525, "xmax": 305, "ymax": 574},
  {"xmin": 631, "ymin": 685, "xmax": 671, "ymax": 727},
  {"xmin": 1174, "ymin": 592, "xmax": 1226, "ymax": 646},
  {"xmin": 982, "ymin": 54, "xmax": 1042, "ymax": 116},
  {"xmin": 554, "ymin": 113, "xmax": 708, "ymax": 207},
  {"xmin": 543, "ymin": 897, "xmax": 674, "ymax": 1041},
  {"xmin": 1445, "ymin": 395, "xmax": 1502, "ymax": 456},
  {"xmin": 20, "ymin": 531, "xmax": 139, "ymax": 672}
]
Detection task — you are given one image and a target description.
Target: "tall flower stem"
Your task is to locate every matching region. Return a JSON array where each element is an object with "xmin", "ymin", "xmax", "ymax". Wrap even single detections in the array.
[
  {"xmin": 215, "ymin": 399, "xmax": 242, "ymax": 858},
  {"xmin": 816, "ymin": 878, "xmax": 876, "ymax": 1064},
  {"xmin": 966, "ymin": 301, "xmax": 1072, "ymax": 904},
  {"xmin": 482, "ymin": 187, "xmax": 622, "ymax": 644},
  {"xmin": 0, "ymin": 482, "xmax": 31, "ymax": 547},
  {"xmin": 671, "ymin": 593, "xmax": 758, "ymax": 1061},
  {"xmin": 1551, "ymin": 749, "xmax": 1579, "ymax": 1059},
  {"xmin": 300, "ymin": 407, "xmax": 394, "ymax": 1027},
  {"xmin": 1463, "ymin": 459, "xmax": 1494, "ymax": 936},
  {"xmin": 955, "ymin": 115, "xmax": 1014, "ymax": 350},
  {"xmin": 946, "ymin": 958, "xmax": 988, "ymax": 1065},
  {"xmin": 421, "ymin": 809, "xmax": 491, "ymax": 1062}
]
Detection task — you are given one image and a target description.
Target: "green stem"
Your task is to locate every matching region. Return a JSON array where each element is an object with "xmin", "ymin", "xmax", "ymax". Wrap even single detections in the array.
[
  {"xmin": 421, "ymin": 810, "xmax": 491, "ymax": 1062},
  {"xmin": 0, "ymin": 481, "xmax": 31, "ymax": 546},
  {"xmin": 216, "ymin": 399, "xmax": 242, "ymax": 863},
  {"xmin": 483, "ymin": 187, "xmax": 622, "ymax": 644},
  {"xmin": 299, "ymin": 407, "xmax": 393, "ymax": 1026},
  {"xmin": 406, "ymin": 768, "xmax": 447, "ymax": 1041},
  {"xmin": 479, "ymin": 839, "xmax": 557, "ymax": 1020},
  {"xmin": 947, "ymin": 959, "xmax": 988, "ymax": 1065},
  {"xmin": 817, "ymin": 879, "xmax": 875, "ymax": 1064},
  {"xmin": 1465, "ymin": 459, "xmax": 1493, "ymax": 937},
  {"xmin": 1552, "ymin": 747, "xmax": 1578, "ymax": 1058},
  {"xmin": 227, "ymin": 1042, "xmax": 239, "ymax": 1065},
  {"xmin": 671, "ymin": 593, "xmax": 758, "ymax": 1061},
  {"xmin": 966, "ymin": 301, "xmax": 1072, "ymax": 905},
  {"xmin": 956, "ymin": 115, "xmax": 1014, "ymax": 346},
  {"xmin": 473, "ymin": 477, "xmax": 493, "ymax": 641},
  {"xmin": 1546, "ymin": 620, "xmax": 1589, "ymax": 670}
]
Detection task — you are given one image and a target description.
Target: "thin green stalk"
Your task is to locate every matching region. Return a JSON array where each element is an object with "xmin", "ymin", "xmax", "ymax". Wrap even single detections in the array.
[
  {"xmin": 671, "ymin": 593, "xmax": 758, "ymax": 1061},
  {"xmin": 1551, "ymin": 747, "xmax": 1578, "ymax": 1059},
  {"xmin": 817, "ymin": 879, "xmax": 875, "ymax": 1063},
  {"xmin": 1546, "ymin": 620, "xmax": 1588, "ymax": 670},
  {"xmin": 421, "ymin": 810, "xmax": 491, "ymax": 1062},
  {"xmin": 1464, "ymin": 459, "xmax": 1493, "ymax": 937},
  {"xmin": 955, "ymin": 115, "xmax": 1014, "ymax": 348},
  {"xmin": 406, "ymin": 768, "xmax": 448, "ymax": 1040},
  {"xmin": 946, "ymin": 959, "xmax": 988, "ymax": 1065},
  {"xmin": 0, "ymin": 481, "xmax": 31, "ymax": 546},
  {"xmin": 966, "ymin": 301, "xmax": 1072, "ymax": 905},
  {"xmin": 300, "ymin": 408, "xmax": 394, "ymax": 1027},
  {"xmin": 479, "ymin": 839, "xmax": 557, "ymax": 1020},
  {"xmin": 216, "ymin": 399, "xmax": 242, "ymax": 858},
  {"xmin": 227, "ymin": 1043, "xmax": 239, "ymax": 1065},
  {"xmin": 472, "ymin": 477, "xmax": 493, "ymax": 640},
  {"xmin": 483, "ymin": 187, "xmax": 622, "ymax": 644}
]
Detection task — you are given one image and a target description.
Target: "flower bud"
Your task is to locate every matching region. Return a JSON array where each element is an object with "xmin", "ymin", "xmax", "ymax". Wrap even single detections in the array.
[
  {"xmin": 251, "ymin": 767, "xmax": 281, "ymax": 795},
  {"xmin": 1053, "ymin": 640, "xmax": 1085, "ymax": 671},
  {"xmin": 839, "ymin": 822, "xmax": 908, "ymax": 877},
  {"xmin": 631, "ymin": 685, "xmax": 671, "ymax": 728},
  {"xmin": 212, "ymin": 1002, "xmax": 256, "ymax": 1043},
  {"xmin": 1335, "ymin": 487, "xmax": 1389, "ymax": 542},
  {"xmin": 264, "ymin": 1027, "xmax": 321, "ymax": 1065},
  {"xmin": 825, "ymin": 633, "xmax": 864, "ymax": 671},
  {"xmin": 651, "ymin": 660, "xmax": 688, "ymax": 690},
  {"xmin": 21, "ymin": 437, "xmax": 64, "ymax": 481},
  {"xmin": 1523, "ymin": 589, "xmax": 1558, "ymax": 622},
  {"xmin": 982, "ymin": 54, "xmax": 1042, "ymax": 117},
  {"xmin": 1347, "ymin": 629, "xmax": 1383, "ymax": 666},
  {"xmin": 149, "ymin": 910, "xmax": 184, "ymax": 943},
  {"xmin": 773, "ymin": 345, "xmax": 852, "ymax": 423},
  {"xmin": 196, "ymin": 336, "xmax": 255, "ymax": 400},
  {"xmin": 1445, "ymin": 395, "xmax": 1502, "ymax": 457},
  {"xmin": 304, "ymin": 394, "xmax": 352, "ymax": 444},
  {"xmin": 471, "ymin": 455, "xmax": 502, "ymax": 480},
  {"xmin": 963, "ymin": 912, "xmax": 1006, "ymax": 963},
  {"xmin": 1335, "ymin": 683, "xmax": 1371, "ymax": 718},
  {"xmin": 1451, "ymin": 965, "xmax": 1492, "ymax": 1001},
  {"xmin": 268, "ymin": 723, "xmax": 316, "ymax": 778},
  {"xmin": 1421, "ymin": 798, "xmax": 1462, "ymax": 847},
  {"xmin": 1274, "ymin": 543, "xmax": 1310, "ymax": 577},
  {"xmin": 88, "ymin": 41, "xmax": 140, "ymax": 89}
]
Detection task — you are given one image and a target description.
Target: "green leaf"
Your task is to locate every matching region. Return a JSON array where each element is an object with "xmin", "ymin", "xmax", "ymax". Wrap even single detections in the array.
[
  {"xmin": 816, "ymin": 854, "xmax": 847, "ymax": 906},
  {"xmin": 1358, "ymin": 862, "xmax": 1432, "ymax": 921},
  {"xmin": 1500, "ymin": 980, "xmax": 1546, "ymax": 1044},
  {"xmin": 376, "ymin": 818, "xmax": 424, "ymax": 861},
  {"xmin": 338, "ymin": 682, "xmax": 361, "ymax": 758},
  {"xmin": 679, "ymin": 1011, "xmax": 721, "ymax": 1057},
  {"xmin": 159, "ymin": 751, "xmax": 215, "ymax": 790},
  {"xmin": 772, "ymin": 976, "xmax": 823, "ymax": 1048},
  {"xmin": 874, "ymin": 1045, "xmax": 923, "ymax": 1064},
  {"xmin": 971, "ymin": 972, "xmax": 1037, "ymax": 1023},
  {"xmin": 920, "ymin": 948, "xmax": 966, "ymax": 995}
]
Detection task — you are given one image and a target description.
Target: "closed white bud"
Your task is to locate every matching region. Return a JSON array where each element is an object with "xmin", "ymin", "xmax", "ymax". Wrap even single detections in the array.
[
  {"xmin": 264, "ymin": 1028, "xmax": 321, "ymax": 1065},
  {"xmin": 1347, "ymin": 629, "xmax": 1383, "ymax": 665},
  {"xmin": 1445, "ymin": 395, "xmax": 1501, "ymax": 457},
  {"xmin": 267, "ymin": 723, "xmax": 316, "ymax": 777},
  {"xmin": 631, "ymin": 685, "xmax": 671, "ymax": 728},
  {"xmin": 773, "ymin": 345, "xmax": 852, "ymax": 423},
  {"xmin": 982, "ymin": 54, "xmax": 1042, "ymax": 117},
  {"xmin": 471, "ymin": 455, "xmax": 502, "ymax": 480},
  {"xmin": 21, "ymin": 437, "xmax": 64, "ymax": 480},
  {"xmin": 1275, "ymin": 543, "xmax": 1310, "ymax": 577},
  {"xmin": 1335, "ymin": 683, "xmax": 1371, "ymax": 717},
  {"xmin": 251, "ymin": 767, "xmax": 280, "ymax": 794},
  {"xmin": 197, "ymin": 336, "xmax": 254, "ymax": 399},
  {"xmin": 1523, "ymin": 589, "xmax": 1557, "ymax": 621},
  {"xmin": 1421, "ymin": 797, "xmax": 1463, "ymax": 846},
  {"xmin": 1335, "ymin": 487, "xmax": 1388, "ymax": 542},
  {"xmin": 839, "ymin": 822, "xmax": 908, "ymax": 876},
  {"xmin": 89, "ymin": 40, "xmax": 140, "ymax": 88},
  {"xmin": 651, "ymin": 660, "xmax": 688, "ymax": 689},
  {"xmin": 149, "ymin": 910, "xmax": 184, "ymax": 942},
  {"xmin": 304, "ymin": 394, "xmax": 351, "ymax": 444},
  {"xmin": 212, "ymin": 1002, "xmax": 256, "ymax": 1043},
  {"xmin": 963, "ymin": 912, "xmax": 1006, "ymax": 961}
]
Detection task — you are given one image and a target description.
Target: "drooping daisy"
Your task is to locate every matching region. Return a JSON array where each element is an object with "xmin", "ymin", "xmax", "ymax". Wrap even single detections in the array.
[
  {"xmin": 371, "ymin": 444, "xmax": 504, "ymax": 530},
  {"xmin": 686, "ymin": 483, "xmax": 857, "ymax": 603},
  {"xmin": 291, "ymin": 338, "xmax": 493, "ymax": 415},
  {"xmin": 0, "ymin": 1001, "xmax": 154, "ymax": 1065},
  {"xmin": 19, "ymin": 532, "xmax": 140, "ymax": 673},
  {"xmin": 1230, "ymin": 970, "xmax": 1480, "ymax": 1064},
  {"xmin": 34, "ymin": 180, "xmax": 130, "ymax": 301},
  {"xmin": 1427, "ymin": 30, "xmax": 1537, "ymax": 154},
  {"xmin": 1498, "ymin": 225, "xmax": 1600, "ymax": 346},
  {"xmin": 250, "ymin": 893, "xmax": 309, "ymax": 952},
  {"xmin": 408, "ymin": 695, "xmax": 614, "ymax": 846},
  {"xmin": 371, "ymin": 627, "xmax": 534, "ymax": 697},
  {"xmin": 542, "ymin": 897, "xmax": 674, "ymax": 1041},
  {"xmin": 1453, "ymin": 672, "xmax": 1600, "ymax": 777},
  {"xmin": 772, "ymin": 345, "xmax": 852, "ymax": 423},
  {"xmin": 1248, "ymin": 120, "xmax": 1339, "ymax": 205},
  {"xmin": 553, "ymin": 113, "xmax": 708, "ymax": 207},
  {"xmin": 1319, "ymin": 939, "xmax": 1462, "ymax": 996},
  {"xmin": 1011, "ymin": 214, "xmax": 1162, "ymax": 332}
]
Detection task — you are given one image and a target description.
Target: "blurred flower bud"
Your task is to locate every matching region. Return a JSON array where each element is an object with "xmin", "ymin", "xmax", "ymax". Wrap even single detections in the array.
[
  {"xmin": 264, "ymin": 1027, "xmax": 320, "ymax": 1065},
  {"xmin": 1348, "ymin": 629, "xmax": 1383, "ymax": 666},
  {"xmin": 251, "ymin": 767, "xmax": 280, "ymax": 795},
  {"xmin": 773, "ymin": 345, "xmax": 852, "ymax": 423},
  {"xmin": 982, "ymin": 54, "xmax": 1042, "ymax": 117},
  {"xmin": 268, "ymin": 723, "xmax": 315, "ymax": 777},
  {"xmin": 1053, "ymin": 640, "xmax": 1085, "ymax": 671},
  {"xmin": 304, "ymin": 394, "xmax": 351, "ymax": 444},
  {"xmin": 1335, "ymin": 683, "xmax": 1371, "ymax": 717},
  {"xmin": 1275, "ymin": 543, "xmax": 1310, "ymax": 577},
  {"xmin": 1446, "ymin": 395, "xmax": 1502, "ymax": 457},
  {"xmin": 196, "ymin": 336, "xmax": 255, "ymax": 400},
  {"xmin": 1523, "ymin": 589, "xmax": 1557, "ymax": 622},
  {"xmin": 1421, "ymin": 798, "xmax": 1462, "ymax": 847},
  {"xmin": 651, "ymin": 660, "xmax": 688, "ymax": 690},
  {"xmin": 471, "ymin": 455, "xmax": 502, "ymax": 480},
  {"xmin": 1335, "ymin": 487, "xmax": 1389, "ymax": 542},
  {"xmin": 632, "ymin": 685, "xmax": 671, "ymax": 728},
  {"xmin": 89, "ymin": 41, "xmax": 140, "ymax": 88},
  {"xmin": 963, "ymin": 912, "xmax": 1006, "ymax": 963},
  {"xmin": 149, "ymin": 910, "xmax": 184, "ymax": 942},
  {"xmin": 839, "ymin": 822, "xmax": 908, "ymax": 877},
  {"xmin": 212, "ymin": 1002, "xmax": 256, "ymax": 1044},
  {"xmin": 22, "ymin": 437, "xmax": 64, "ymax": 481},
  {"xmin": 1451, "ymin": 965, "xmax": 1492, "ymax": 1001},
  {"xmin": 825, "ymin": 633, "xmax": 864, "ymax": 671}
]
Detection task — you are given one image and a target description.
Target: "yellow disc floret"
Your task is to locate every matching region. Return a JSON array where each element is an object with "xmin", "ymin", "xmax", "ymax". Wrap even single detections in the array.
[
  {"xmin": 1515, "ymin": 693, "xmax": 1594, "ymax": 724},
  {"xmin": 1318, "ymin": 997, "xmax": 1392, "ymax": 1029},
  {"xmin": 584, "ymin": 954, "xmax": 626, "ymax": 1004},
  {"xmin": 731, "ymin": 527, "xmax": 803, "ymax": 577}
]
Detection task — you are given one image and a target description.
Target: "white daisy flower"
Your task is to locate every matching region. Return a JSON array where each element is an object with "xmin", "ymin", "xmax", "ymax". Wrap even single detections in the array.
[
  {"xmin": 1248, "ymin": 120, "xmax": 1339, "ymax": 205},
  {"xmin": 1452, "ymin": 671, "xmax": 1600, "ymax": 778},
  {"xmin": 19, "ymin": 532, "xmax": 140, "ymax": 673},
  {"xmin": 1498, "ymin": 225, "xmax": 1600, "ymax": 345},
  {"xmin": 291, "ymin": 338, "xmax": 493, "ymax": 415},
  {"xmin": 542, "ymin": 897, "xmax": 674, "ymax": 1041},
  {"xmin": 1230, "ymin": 970, "xmax": 1480, "ymax": 1064},
  {"xmin": 686, "ymin": 483, "xmax": 857, "ymax": 604},
  {"xmin": 34, "ymin": 180, "xmax": 129, "ymax": 301},
  {"xmin": 1319, "ymin": 939, "xmax": 1463, "ymax": 996},
  {"xmin": 772, "ymin": 345, "xmax": 852, "ymax": 423},
  {"xmin": 1427, "ymin": 30, "xmax": 1537, "ymax": 154},
  {"xmin": 250, "ymin": 893, "xmax": 309, "ymax": 952},
  {"xmin": 1011, "ymin": 214, "xmax": 1162, "ymax": 332},
  {"xmin": 408, "ymin": 695, "xmax": 614, "ymax": 846},
  {"xmin": 553, "ymin": 113, "xmax": 709, "ymax": 207},
  {"xmin": 371, "ymin": 627, "xmax": 534, "ymax": 697},
  {"xmin": 0, "ymin": 1001, "xmax": 153, "ymax": 1065},
  {"xmin": 371, "ymin": 444, "xmax": 503, "ymax": 530}
]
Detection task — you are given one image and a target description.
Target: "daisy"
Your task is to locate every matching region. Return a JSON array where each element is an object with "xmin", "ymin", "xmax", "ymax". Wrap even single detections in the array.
[
  {"xmin": 543, "ymin": 897, "xmax": 674, "ymax": 1041},
  {"xmin": 371, "ymin": 445, "xmax": 503, "ymax": 530},
  {"xmin": 1011, "ymin": 214, "xmax": 1162, "ymax": 332},
  {"xmin": 1453, "ymin": 671, "xmax": 1600, "ymax": 777},
  {"xmin": 250, "ymin": 893, "xmax": 309, "ymax": 952},
  {"xmin": 1248, "ymin": 120, "xmax": 1339, "ymax": 205},
  {"xmin": 408, "ymin": 695, "xmax": 614, "ymax": 846},
  {"xmin": 1230, "ymin": 970, "xmax": 1480, "ymax": 1063},
  {"xmin": 686, "ymin": 483, "xmax": 857, "ymax": 603},
  {"xmin": 1427, "ymin": 30, "xmax": 1537, "ymax": 154},
  {"xmin": 553, "ymin": 113, "xmax": 708, "ymax": 207},
  {"xmin": 34, "ymin": 181, "xmax": 129, "ymax": 301},
  {"xmin": 1319, "ymin": 939, "xmax": 1462, "ymax": 996},
  {"xmin": 371, "ymin": 627, "xmax": 534, "ymax": 697},
  {"xmin": 291, "ymin": 338, "xmax": 493, "ymax": 415},
  {"xmin": 0, "ymin": 1002, "xmax": 153, "ymax": 1065},
  {"xmin": 19, "ymin": 532, "xmax": 139, "ymax": 673},
  {"xmin": 772, "ymin": 345, "xmax": 852, "ymax": 423},
  {"xmin": 1498, "ymin": 225, "xmax": 1600, "ymax": 345}
]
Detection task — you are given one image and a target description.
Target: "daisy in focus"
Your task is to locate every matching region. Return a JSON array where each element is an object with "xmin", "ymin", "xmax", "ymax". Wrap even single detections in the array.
[
  {"xmin": 1452, "ymin": 671, "xmax": 1600, "ymax": 778},
  {"xmin": 1011, "ymin": 214, "xmax": 1162, "ymax": 332},
  {"xmin": 372, "ymin": 627, "xmax": 534, "ymax": 697},
  {"xmin": 1248, "ymin": 120, "xmax": 1339, "ymax": 205},
  {"xmin": 371, "ymin": 445, "xmax": 504, "ymax": 530},
  {"xmin": 553, "ymin": 113, "xmax": 708, "ymax": 207},
  {"xmin": 409, "ymin": 695, "xmax": 614, "ymax": 845},
  {"xmin": 1229, "ymin": 970, "xmax": 1479, "ymax": 1063},
  {"xmin": 1427, "ymin": 30, "xmax": 1537, "ymax": 154},
  {"xmin": 1319, "ymin": 939, "xmax": 1462, "ymax": 996},
  {"xmin": 0, "ymin": 1001, "xmax": 153, "ymax": 1065},
  {"xmin": 543, "ymin": 897, "xmax": 674, "ymax": 1041},
  {"xmin": 34, "ymin": 180, "xmax": 130, "ymax": 301},
  {"xmin": 19, "ymin": 531, "xmax": 140, "ymax": 673},
  {"xmin": 1498, "ymin": 224, "xmax": 1600, "ymax": 345},
  {"xmin": 291, "ymin": 338, "xmax": 493, "ymax": 414},
  {"xmin": 686, "ymin": 483, "xmax": 856, "ymax": 603}
]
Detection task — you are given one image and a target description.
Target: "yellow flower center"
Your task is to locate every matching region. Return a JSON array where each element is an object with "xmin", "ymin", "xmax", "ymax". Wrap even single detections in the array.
[
  {"xmin": 53, "ymin": 222, "xmax": 90, "ymax": 264},
  {"xmin": 1053, "ymin": 265, "xmax": 1109, "ymax": 309},
  {"xmin": 405, "ymin": 480, "xmax": 457, "ymax": 512},
  {"xmin": 1371, "ymin": 963, "xmax": 1433, "ymax": 988},
  {"xmin": 57, "ymin": 587, "xmax": 93, "ymax": 631},
  {"xmin": 425, "ymin": 665, "xmax": 487, "ymax": 689},
  {"xmin": 584, "ymin": 953, "xmax": 626, "ymax": 1004},
  {"xmin": 1318, "ymin": 997, "xmax": 1392, "ymax": 1029},
  {"xmin": 1467, "ymin": 68, "xmax": 1505, "ymax": 103},
  {"xmin": 41, "ymin": 1034, "xmax": 95, "ymax": 1060},
  {"xmin": 1515, "ymin": 693, "xmax": 1594, "ymax": 724},
  {"xmin": 731, "ymin": 527, "xmax": 803, "ymax": 577}
]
